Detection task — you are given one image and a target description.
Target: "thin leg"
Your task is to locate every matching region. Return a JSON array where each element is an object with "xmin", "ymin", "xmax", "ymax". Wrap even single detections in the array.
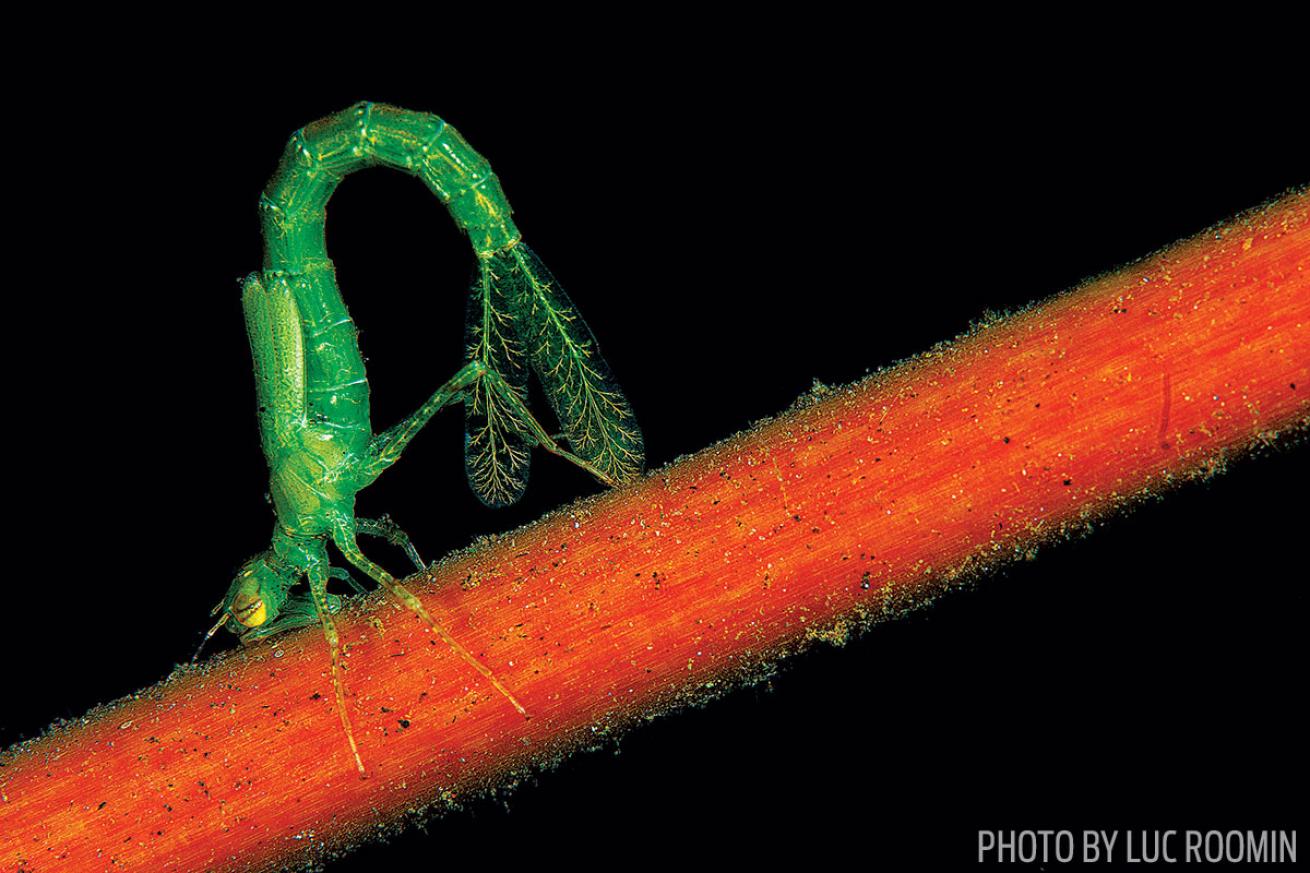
[
  {"xmin": 366, "ymin": 359, "xmax": 622, "ymax": 490},
  {"xmin": 366, "ymin": 362, "xmax": 484, "ymax": 480},
  {"xmin": 307, "ymin": 561, "xmax": 366, "ymax": 776},
  {"xmin": 331, "ymin": 519, "xmax": 528, "ymax": 719},
  {"xmin": 329, "ymin": 566, "xmax": 368, "ymax": 595},
  {"xmin": 357, "ymin": 514, "xmax": 427, "ymax": 572},
  {"xmin": 478, "ymin": 365, "xmax": 619, "ymax": 487}
]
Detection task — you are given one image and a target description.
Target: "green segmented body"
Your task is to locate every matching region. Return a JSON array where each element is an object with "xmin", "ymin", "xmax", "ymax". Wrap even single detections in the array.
[
  {"xmin": 258, "ymin": 103, "xmax": 519, "ymax": 461},
  {"xmin": 258, "ymin": 102, "xmax": 643, "ymax": 506},
  {"xmin": 211, "ymin": 103, "xmax": 645, "ymax": 775}
]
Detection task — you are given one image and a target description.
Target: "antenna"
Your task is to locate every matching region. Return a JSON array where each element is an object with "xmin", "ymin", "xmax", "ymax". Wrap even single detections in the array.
[{"xmin": 191, "ymin": 612, "xmax": 230, "ymax": 664}]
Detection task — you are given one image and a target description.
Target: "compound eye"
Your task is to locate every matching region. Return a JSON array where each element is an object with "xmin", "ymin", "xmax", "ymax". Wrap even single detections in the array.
[{"xmin": 231, "ymin": 591, "xmax": 267, "ymax": 628}]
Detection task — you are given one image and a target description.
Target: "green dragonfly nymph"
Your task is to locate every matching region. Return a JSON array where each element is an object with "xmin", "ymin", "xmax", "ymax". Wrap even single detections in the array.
[{"xmin": 201, "ymin": 102, "xmax": 644, "ymax": 775}]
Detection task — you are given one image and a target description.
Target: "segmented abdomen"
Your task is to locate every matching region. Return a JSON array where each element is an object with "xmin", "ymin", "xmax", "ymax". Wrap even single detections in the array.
[{"xmin": 257, "ymin": 102, "xmax": 523, "ymax": 449}]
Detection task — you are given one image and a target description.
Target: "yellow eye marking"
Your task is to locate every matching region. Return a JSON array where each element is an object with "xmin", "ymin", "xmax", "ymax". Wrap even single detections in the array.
[{"xmin": 233, "ymin": 596, "xmax": 267, "ymax": 628}]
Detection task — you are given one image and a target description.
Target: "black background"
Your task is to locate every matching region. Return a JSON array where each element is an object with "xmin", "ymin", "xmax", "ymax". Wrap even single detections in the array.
[{"xmin": 5, "ymin": 39, "xmax": 1304, "ymax": 870}]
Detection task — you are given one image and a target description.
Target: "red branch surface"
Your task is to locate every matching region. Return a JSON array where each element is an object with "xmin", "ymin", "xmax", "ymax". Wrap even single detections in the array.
[{"xmin": 3, "ymin": 189, "xmax": 1307, "ymax": 872}]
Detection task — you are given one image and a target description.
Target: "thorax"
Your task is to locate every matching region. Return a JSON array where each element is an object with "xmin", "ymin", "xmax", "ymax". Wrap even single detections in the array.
[{"xmin": 267, "ymin": 424, "xmax": 364, "ymax": 535}]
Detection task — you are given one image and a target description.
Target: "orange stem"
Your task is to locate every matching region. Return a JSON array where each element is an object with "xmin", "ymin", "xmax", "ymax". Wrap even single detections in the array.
[{"xmin": 3, "ymin": 188, "xmax": 1307, "ymax": 872}]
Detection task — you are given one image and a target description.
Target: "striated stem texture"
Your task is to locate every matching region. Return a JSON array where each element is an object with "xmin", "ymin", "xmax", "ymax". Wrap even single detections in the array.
[{"xmin": 2, "ymin": 188, "xmax": 1307, "ymax": 872}]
